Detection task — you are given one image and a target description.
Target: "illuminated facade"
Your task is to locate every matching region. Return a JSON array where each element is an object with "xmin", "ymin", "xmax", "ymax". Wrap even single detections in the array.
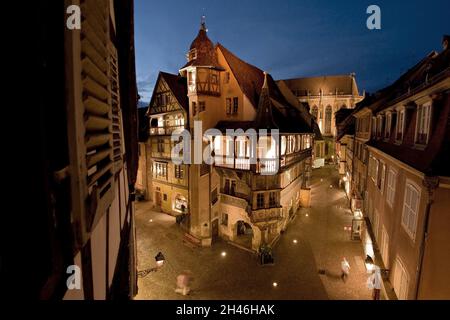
[
  {"xmin": 337, "ymin": 36, "xmax": 450, "ymax": 299},
  {"xmin": 279, "ymin": 75, "xmax": 364, "ymax": 166},
  {"xmin": 139, "ymin": 20, "xmax": 316, "ymax": 251}
]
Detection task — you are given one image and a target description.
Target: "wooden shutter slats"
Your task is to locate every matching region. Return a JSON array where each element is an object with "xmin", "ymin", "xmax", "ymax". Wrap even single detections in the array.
[
  {"xmin": 81, "ymin": 39, "xmax": 108, "ymax": 73},
  {"xmin": 85, "ymin": 133, "xmax": 111, "ymax": 150},
  {"xmin": 84, "ymin": 96, "xmax": 109, "ymax": 116},
  {"xmin": 82, "ymin": 57, "xmax": 109, "ymax": 87},
  {"xmin": 85, "ymin": 114, "xmax": 111, "ymax": 131},
  {"xmin": 108, "ymin": 42, "xmax": 123, "ymax": 172},
  {"xmin": 81, "ymin": 0, "xmax": 107, "ymax": 29},
  {"xmin": 82, "ymin": 76, "xmax": 109, "ymax": 101},
  {"xmin": 87, "ymin": 163, "xmax": 113, "ymax": 189},
  {"xmin": 86, "ymin": 148, "xmax": 112, "ymax": 168},
  {"xmin": 81, "ymin": 20, "xmax": 107, "ymax": 58}
]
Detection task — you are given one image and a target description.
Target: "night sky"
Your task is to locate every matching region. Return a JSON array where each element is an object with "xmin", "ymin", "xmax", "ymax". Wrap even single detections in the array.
[{"xmin": 135, "ymin": 0, "xmax": 450, "ymax": 103}]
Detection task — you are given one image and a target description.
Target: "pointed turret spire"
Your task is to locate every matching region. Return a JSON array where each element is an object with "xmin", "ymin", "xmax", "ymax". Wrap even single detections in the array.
[
  {"xmin": 254, "ymin": 72, "xmax": 278, "ymax": 130},
  {"xmin": 200, "ymin": 15, "xmax": 207, "ymax": 32}
]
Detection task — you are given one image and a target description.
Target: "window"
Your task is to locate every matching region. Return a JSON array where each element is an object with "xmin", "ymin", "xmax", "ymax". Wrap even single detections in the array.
[
  {"xmin": 174, "ymin": 165, "xmax": 184, "ymax": 179},
  {"xmin": 370, "ymin": 157, "xmax": 379, "ymax": 183},
  {"xmin": 311, "ymin": 106, "xmax": 318, "ymax": 119},
  {"xmin": 154, "ymin": 162, "xmax": 168, "ymax": 179},
  {"xmin": 226, "ymin": 98, "xmax": 232, "ymax": 115},
  {"xmin": 211, "ymin": 188, "xmax": 218, "ymax": 205},
  {"xmin": 379, "ymin": 162, "xmax": 386, "ymax": 193},
  {"xmin": 256, "ymin": 193, "xmax": 265, "ymax": 209},
  {"xmin": 416, "ymin": 102, "xmax": 432, "ymax": 145},
  {"xmin": 386, "ymin": 169, "xmax": 397, "ymax": 207},
  {"xmin": 393, "ymin": 257, "xmax": 409, "ymax": 300},
  {"xmin": 231, "ymin": 180, "xmax": 236, "ymax": 196},
  {"xmin": 163, "ymin": 194, "xmax": 168, "ymax": 201},
  {"xmin": 269, "ymin": 192, "xmax": 277, "ymax": 207},
  {"xmin": 224, "ymin": 72, "xmax": 230, "ymax": 84},
  {"xmin": 380, "ymin": 226, "xmax": 390, "ymax": 268},
  {"xmin": 397, "ymin": 110, "xmax": 405, "ymax": 141},
  {"xmin": 157, "ymin": 138, "xmax": 164, "ymax": 153},
  {"xmin": 402, "ymin": 182, "xmax": 420, "ymax": 240},
  {"xmin": 192, "ymin": 101, "xmax": 197, "ymax": 116},
  {"xmin": 224, "ymin": 179, "xmax": 230, "ymax": 194},
  {"xmin": 385, "ymin": 113, "xmax": 392, "ymax": 138},
  {"xmin": 377, "ymin": 115, "xmax": 384, "ymax": 138},
  {"xmin": 371, "ymin": 117, "xmax": 377, "ymax": 136},
  {"xmin": 210, "ymin": 74, "xmax": 218, "ymax": 85},
  {"xmin": 325, "ymin": 105, "xmax": 332, "ymax": 134},
  {"xmin": 221, "ymin": 213, "xmax": 228, "ymax": 226},
  {"xmin": 233, "ymin": 97, "xmax": 239, "ymax": 115},
  {"xmin": 188, "ymin": 71, "xmax": 195, "ymax": 89},
  {"xmin": 199, "ymin": 101, "xmax": 206, "ymax": 113},
  {"xmin": 373, "ymin": 209, "xmax": 380, "ymax": 240}
]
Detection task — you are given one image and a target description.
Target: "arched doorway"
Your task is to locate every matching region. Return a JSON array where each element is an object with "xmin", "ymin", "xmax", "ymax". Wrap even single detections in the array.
[{"xmin": 235, "ymin": 221, "xmax": 253, "ymax": 249}]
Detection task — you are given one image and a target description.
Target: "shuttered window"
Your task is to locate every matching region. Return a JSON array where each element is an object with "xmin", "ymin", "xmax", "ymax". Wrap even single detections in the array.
[
  {"xmin": 401, "ymin": 181, "xmax": 420, "ymax": 240},
  {"xmin": 393, "ymin": 257, "xmax": 409, "ymax": 300},
  {"xmin": 109, "ymin": 43, "xmax": 124, "ymax": 172},
  {"xmin": 67, "ymin": 0, "xmax": 122, "ymax": 240},
  {"xmin": 386, "ymin": 169, "xmax": 397, "ymax": 207},
  {"xmin": 81, "ymin": 0, "xmax": 116, "ymax": 232}
]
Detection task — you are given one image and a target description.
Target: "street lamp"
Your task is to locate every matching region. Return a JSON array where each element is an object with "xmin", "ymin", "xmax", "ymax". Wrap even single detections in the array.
[
  {"xmin": 155, "ymin": 251, "xmax": 165, "ymax": 267},
  {"xmin": 137, "ymin": 251, "xmax": 166, "ymax": 278}
]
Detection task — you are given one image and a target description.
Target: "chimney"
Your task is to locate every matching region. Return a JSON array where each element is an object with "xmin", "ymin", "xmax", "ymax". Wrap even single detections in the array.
[{"xmin": 443, "ymin": 35, "xmax": 449, "ymax": 51}]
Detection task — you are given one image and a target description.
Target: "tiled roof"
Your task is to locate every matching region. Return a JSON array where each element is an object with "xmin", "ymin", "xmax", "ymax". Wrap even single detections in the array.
[
  {"xmin": 161, "ymin": 71, "xmax": 189, "ymax": 112},
  {"xmin": 280, "ymin": 75, "xmax": 361, "ymax": 97},
  {"xmin": 217, "ymin": 43, "xmax": 265, "ymax": 109},
  {"xmin": 365, "ymin": 45, "xmax": 450, "ymax": 176},
  {"xmin": 181, "ymin": 28, "xmax": 223, "ymax": 70}
]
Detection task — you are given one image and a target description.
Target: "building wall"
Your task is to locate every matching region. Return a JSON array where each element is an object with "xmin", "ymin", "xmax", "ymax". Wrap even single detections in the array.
[
  {"xmin": 367, "ymin": 148, "xmax": 438, "ymax": 300},
  {"xmin": 418, "ymin": 184, "xmax": 450, "ymax": 299}
]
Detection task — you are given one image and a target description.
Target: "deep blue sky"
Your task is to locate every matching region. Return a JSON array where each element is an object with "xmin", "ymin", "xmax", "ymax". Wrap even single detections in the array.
[{"xmin": 135, "ymin": 0, "xmax": 449, "ymax": 103}]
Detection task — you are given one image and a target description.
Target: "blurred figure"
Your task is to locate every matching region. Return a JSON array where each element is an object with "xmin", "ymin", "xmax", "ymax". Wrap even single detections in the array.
[
  {"xmin": 175, "ymin": 270, "xmax": 192, "ymax": 296},
  {"xmin": 341, "ymin": 257, "xmax": 350, "ymax": 282}
]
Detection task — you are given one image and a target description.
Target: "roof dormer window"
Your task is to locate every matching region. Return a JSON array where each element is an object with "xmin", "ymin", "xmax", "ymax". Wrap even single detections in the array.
[
  {"xmin": 188, "ymin": 48, "xmax": 197, "ymax": 61},
  {"xmin": 396, "ymin": 109, "xmax": 405, "ymax": 141},
  {"xmin": 415, "ymin": 102, "xmax": 432, "ymax": 145}
]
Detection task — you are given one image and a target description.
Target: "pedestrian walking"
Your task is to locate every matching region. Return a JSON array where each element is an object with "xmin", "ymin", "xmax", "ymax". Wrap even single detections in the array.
[
  {"xmin": 368, "ymin": 266, "xmax": 382, "ymax": 300},
  {"xmin": 175, "ymin": 270, "xmax": 192, "ymax": 296},
  {"xmin": 341, "ymin": 257, "xmax": 350, "ymax": 282}
]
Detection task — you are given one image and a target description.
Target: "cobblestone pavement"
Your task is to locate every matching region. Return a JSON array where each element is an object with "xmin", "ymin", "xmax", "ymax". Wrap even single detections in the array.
[{"xmin": 135, "ymin": 165, "xmax": 372, "ymax": 300}]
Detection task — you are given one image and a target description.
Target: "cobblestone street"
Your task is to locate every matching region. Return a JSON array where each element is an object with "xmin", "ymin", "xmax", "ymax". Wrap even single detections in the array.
[{"xmin": 135, "ymin": 165, "xmax": 372, "ymax": 300}]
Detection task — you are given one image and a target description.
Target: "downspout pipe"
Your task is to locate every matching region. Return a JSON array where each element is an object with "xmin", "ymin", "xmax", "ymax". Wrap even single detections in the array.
[{"xmin": 414, "ymin": 175, "xmax": 439, "ymax": 300}]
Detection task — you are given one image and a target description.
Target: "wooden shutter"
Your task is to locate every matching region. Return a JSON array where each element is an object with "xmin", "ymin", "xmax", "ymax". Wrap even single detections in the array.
[
  {"xmin": 66, "ymin": 0, "xmax": 117, "ymax": 247},
  {"xmin": 108, "ymin": 42, "xmax": 124, "ymax": 173}
]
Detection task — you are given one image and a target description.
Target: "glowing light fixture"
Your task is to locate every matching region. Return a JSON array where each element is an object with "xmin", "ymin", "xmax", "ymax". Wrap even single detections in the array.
[{"xmin": 155, "ymin": 252, "xmax": 165, "ymax": 268}]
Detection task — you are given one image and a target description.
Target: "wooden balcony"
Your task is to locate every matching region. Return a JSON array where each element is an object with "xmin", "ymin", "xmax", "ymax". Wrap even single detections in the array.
[
  {"xmin": 280, "ymin": 149, "xmax": 312, "ymax": 168},
  {"xmin": 214, "ymin": 149, "xmax": 312, "ymax": 174},
  {"xmin": 150, "ymin": 125, "xmax": 185, "ymax": 136}
]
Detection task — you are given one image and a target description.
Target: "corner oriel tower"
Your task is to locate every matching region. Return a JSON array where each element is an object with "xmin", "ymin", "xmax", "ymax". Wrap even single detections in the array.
[{"xmin": 179, "ymin": 17, "xmax": 224, "ymax": 244}]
